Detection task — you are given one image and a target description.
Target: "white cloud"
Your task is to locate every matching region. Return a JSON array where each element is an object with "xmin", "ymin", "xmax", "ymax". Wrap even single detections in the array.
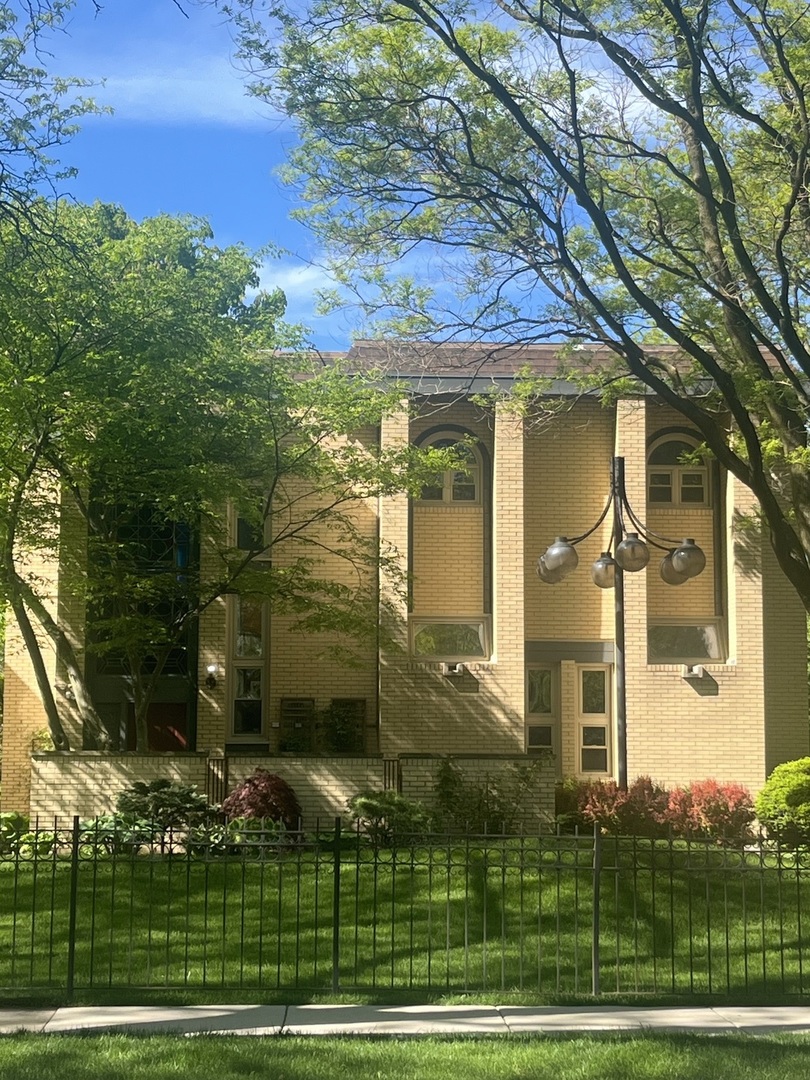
[
  {"xmin": 53, "ymin": 3, "xmax": 280, "ymax": 128},
  {"xmin": 254, "ymin": 258, "xmax": 356, "ymax": 348},
  {"xmin": 257, "ymin": 259, "xmax": 336, "ymax": 302},
  {"xmin": 78, "ymin": 55, "xmax": 279, "ymax": 128}
]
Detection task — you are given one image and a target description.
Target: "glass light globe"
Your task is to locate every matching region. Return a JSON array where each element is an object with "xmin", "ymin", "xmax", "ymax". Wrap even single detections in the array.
[
  {"xmin": 670, "ymin": 538, "xmax": 706, "ymax": 578},
  {"xmin": 542, "ymin": 537, "xmax": 579, "ymax": 576},
  {"xmin": 536, "ymin": 555, "xmax": 565, "ymax": 584},
  {"xmin": 591, "ymin": 552, "xmax": 617, "ymax": 589},
  {"xmin": 615, "ymin": 532, "xmax": 650, "ymax": 572},
  {"xmin": 660, "ymin": 552, "xmax": 689, "ymax": 586}
]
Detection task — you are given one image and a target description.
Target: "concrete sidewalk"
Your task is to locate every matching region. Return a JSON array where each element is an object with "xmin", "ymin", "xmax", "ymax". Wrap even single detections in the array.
[{"xmin": 1, "ymin": 1004, "xmax": 810, "ymax": 1036}]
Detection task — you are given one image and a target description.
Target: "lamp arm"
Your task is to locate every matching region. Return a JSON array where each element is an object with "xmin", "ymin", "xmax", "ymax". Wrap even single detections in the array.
[
  {"xmin": 620, "ymin": 497, "xmax": 684, "ymax": 548},
  {"xmin": 567, "ymin": 492, "xmax": 613, "ymax": 546}
]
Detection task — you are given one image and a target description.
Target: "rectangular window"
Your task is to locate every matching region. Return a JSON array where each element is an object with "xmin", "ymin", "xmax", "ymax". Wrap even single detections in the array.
[
  {"xmin": 577, "ymin": 665, "xmax": 610, "ymax": 776},
  {"xmin": 233, "ymin": 667, "xmax": 263, "ymax": 736},
  {"xmin": 680, "ymin": 471, "xmax": 707, "ymax": 503},
  {"xmin": 647, "ymin": 620, "xmax": 725, "ymax": 663},
  {"xmin": 648, "ymin": 470, "xmax": 673, "ymax": 503},
  {"xmin": 230, "ymin": 594, "xmax": 268, "ymax": 739},
  {"xmin": 526, "ymin": 666, "xmax": 559, "ymax": 767},
  {"xmin": 581, "ymin": 726, "xmax": 608, "ymax": 772},
  {"xmin": 410, "ymin": 617, "xmax": 490, "ymax": 660}
]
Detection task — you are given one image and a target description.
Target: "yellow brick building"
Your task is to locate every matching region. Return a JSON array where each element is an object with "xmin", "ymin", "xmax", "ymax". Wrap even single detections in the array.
[{"xmin": 3, "ymin": 342, "xmax": 808, "ymax": 825}]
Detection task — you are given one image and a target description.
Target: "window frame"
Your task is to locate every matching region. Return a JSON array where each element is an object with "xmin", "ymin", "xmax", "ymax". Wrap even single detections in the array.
[
  {"xmin": 417, "ymin": 433, "xmax": 482, "ymax": 505},
  {"xmin": 647, "ymin": 435, "xmax": 710, "ymax": 508},
  {"xmin": 647, "ymin": 617, "xmax": 727, "ymax": 664},
  {"xmin": 576, "ymin": 664, "xmax": 612, "ymax": 777},
  {"xmin": 229, "ymin": 594, "xmax": 270, "ymax": 741},
  {"xmin": 409, "ymin": 615, "xmax": 491, "ymax": 661},
  {"xmin": 525, "ymin": 665, "xmax": 560, "ymax": 769}
]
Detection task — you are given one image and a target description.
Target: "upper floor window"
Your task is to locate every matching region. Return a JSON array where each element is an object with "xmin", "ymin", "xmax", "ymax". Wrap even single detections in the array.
[
  {"xmin": 419, "ymin": 436, "xmax": 481, "ymax": 504},
  {"xmin": 648, "ymin": 435, "xmax": 709, "ymax": 507}
]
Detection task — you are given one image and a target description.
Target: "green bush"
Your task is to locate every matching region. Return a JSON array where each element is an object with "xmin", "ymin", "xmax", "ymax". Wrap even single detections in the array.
[
  {"xmin": 434, "ymin": 758, "xmax": 543, "ymax": 833},
  {"xmin": 755, "ymin": 758, "xmax": 810, "ymax": 845},
  {"xmin": 347, "ymin": 790, "xmax": 436, "ymax": 846},
  {"xmin": 0, "ymin": 811, "xmax": 29, "ymax": 853},
  {"xmin": 78, "ymin": 814, "xmax": 157, "ymax": 856},
  {"xmin": 115, "ymin": 779, "xmax": 212, "ymax": 829}
]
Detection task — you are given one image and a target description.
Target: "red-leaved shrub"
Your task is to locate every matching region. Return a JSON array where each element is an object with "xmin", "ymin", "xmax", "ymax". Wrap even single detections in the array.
[
  {"xmin": 557, "ymin": 775, "xmax": 755, "ymax": 842},
  {"xmin": 580, "ymin": 776, "xmax": 670, "ymax": 837},
  {"xmin": 667, "ymin": 779, "xmax": 754, "ymax": 843},
  {"xmin": 221, "ymin": 769, "xmax": 302, "ymax": 830}
]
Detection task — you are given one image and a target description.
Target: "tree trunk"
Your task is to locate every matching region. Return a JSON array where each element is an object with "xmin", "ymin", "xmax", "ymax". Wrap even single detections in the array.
[{"xmin": 8, "ymin": 590, "xmax": 70, "ymax": 751}]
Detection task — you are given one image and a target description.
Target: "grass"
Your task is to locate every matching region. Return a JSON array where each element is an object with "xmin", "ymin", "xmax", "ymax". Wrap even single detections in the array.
[
  {"xmin": 1, "ymin": 834, "xmax": 809, "ymax": 997},
  {"xmin": 2, "ymin": 1033, "xmax": 810, "ymax": 1080}
]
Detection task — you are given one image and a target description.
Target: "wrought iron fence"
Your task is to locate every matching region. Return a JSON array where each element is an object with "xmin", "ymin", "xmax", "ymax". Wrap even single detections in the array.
[{"xmin": 1, "ymin": 817, "xmax": 808, "ymax": 997}]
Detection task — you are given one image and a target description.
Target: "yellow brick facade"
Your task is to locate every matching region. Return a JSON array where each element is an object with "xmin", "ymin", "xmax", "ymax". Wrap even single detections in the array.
[{"xmin": 3, "ymin": 372, "xmax": 808, "ymax": 826}]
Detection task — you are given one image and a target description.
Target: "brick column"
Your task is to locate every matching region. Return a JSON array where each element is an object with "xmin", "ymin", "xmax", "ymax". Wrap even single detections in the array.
[
  {"xmin": 491, "ymin": 403, "xmax": 525, "ymax": 746},
  {"xmin": 377, "ymin": 406, "xmax": 410, "ymax": 755},
  {"xmin": 614, "ymin": 398, "xmax": 648, "ymax": 781}
]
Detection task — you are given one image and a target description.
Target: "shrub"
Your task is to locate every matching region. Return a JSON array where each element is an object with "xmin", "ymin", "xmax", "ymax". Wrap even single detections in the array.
[
  {"xmin": 78, "ymin": 814, "xmax": 157, "ymax": 856},
  {"xmin": 755, "ymin": 758, "xmax": 810, "ymax": 845},
  {"xmin": 347, "ymin": 790, "xmax": 436, "ymax": 846},
  {"xmin": 115, "ymin": 779, "xmax": 211, "ymax": 829},
  {"xmin": 579, "ymin": 776, "xmax": 670, "ymax": 838},
  {"xmin": 186, "ymin": 816, "xmax": 291, "ymax": 859},
  {"xmin": 221, "ymin": 769, "xmax": 302, "ymax": 830},
  {"xmin": 0, "ymin": 812, "xmax": 29, "ymax": 853},
  {"xmin": 435, "ymin": 758, "xmax": 543, "ymax": 833},
  {"xmin": 667, "ymin": 780, "xmax": 755, "ymax": 843}
]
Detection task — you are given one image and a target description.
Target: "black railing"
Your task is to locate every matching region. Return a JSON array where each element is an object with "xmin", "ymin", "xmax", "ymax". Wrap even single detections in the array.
[{"xmin": 1, "ymin": 818, "xmax": 809, "ymax": 997}]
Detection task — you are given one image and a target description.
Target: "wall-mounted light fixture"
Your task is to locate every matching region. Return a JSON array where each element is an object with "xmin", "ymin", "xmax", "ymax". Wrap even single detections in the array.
[{"xmin": 205, "ymin": 664, "xmax": 218, "ymax": 690}]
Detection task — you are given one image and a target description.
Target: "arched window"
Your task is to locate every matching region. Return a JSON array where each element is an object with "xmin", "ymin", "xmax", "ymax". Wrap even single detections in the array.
[
  {"xmin": 647, "ymin": 435, "xmax": 709, "ymax": 507},
  {"xmin": 419, "ymin": 435, "xmax": 481, "ymax": 504}
]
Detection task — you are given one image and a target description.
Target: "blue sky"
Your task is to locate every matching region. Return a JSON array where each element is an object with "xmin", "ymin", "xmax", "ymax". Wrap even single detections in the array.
[{"xmin": 47, "ymin": 0, "xmax": 355, "ymax": 348}]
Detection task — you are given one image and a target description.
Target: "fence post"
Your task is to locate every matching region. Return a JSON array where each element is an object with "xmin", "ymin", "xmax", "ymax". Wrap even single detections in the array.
[
  {"xmin": 66, "ymin": 815, "xmax": 81, "ymax": 999},
  {"xmin": 331, "ymin": 816, "xmax": 341, "ymax": 993},
  {"xmin": 591, "ymin": 825, "xmax": 601, "ymax": 997}
]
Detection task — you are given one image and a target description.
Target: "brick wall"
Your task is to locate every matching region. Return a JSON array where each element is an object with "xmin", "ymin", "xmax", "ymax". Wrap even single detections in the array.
[{"xmin": 28, "ymin": 751, "xmax": 557, "ymax": 831}]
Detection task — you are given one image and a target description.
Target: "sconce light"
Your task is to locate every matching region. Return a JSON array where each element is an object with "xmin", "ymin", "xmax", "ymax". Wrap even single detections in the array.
[{"xmin": 205, "ymin": 664, "xmax": 218, "ymax": 690}]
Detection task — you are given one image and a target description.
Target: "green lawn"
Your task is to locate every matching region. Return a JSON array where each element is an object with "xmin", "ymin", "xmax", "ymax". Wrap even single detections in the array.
[
  {"xmin": 1, "ymin": 835, "xmax": 808, "ymax": 997},
  {"xmin": 2, "ymin": 1033, "xmax": 810, "ymax": 1080}
]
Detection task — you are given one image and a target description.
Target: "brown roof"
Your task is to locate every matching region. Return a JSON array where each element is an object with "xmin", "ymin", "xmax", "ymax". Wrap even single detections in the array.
[{"xmin": 342, "ymin": 340, "xmax": 583, "ymax": 377}]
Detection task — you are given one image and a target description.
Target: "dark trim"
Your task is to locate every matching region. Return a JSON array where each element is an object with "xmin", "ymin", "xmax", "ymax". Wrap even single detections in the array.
[
  {"xmin": 645, "ymin": 424, "xmax": 705, "ymax": 448},
  {"xmin": 525, "ymin": 640, "xmax": 615, "ymax": 663}
]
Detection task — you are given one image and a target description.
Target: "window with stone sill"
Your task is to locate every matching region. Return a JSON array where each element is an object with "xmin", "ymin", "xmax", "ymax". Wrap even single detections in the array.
[{"xmin": 410, "ymin": 617, "xmax": 490, "ymax": 660}]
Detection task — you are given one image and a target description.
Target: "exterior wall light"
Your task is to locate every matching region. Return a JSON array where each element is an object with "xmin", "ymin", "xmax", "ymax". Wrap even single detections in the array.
[{"xmin": 205, "ymin": 664, "xmax": 218, "ymax": 690}]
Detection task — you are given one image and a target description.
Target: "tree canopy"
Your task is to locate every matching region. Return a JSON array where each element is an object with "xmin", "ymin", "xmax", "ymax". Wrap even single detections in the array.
[
  {"xmin": 0, "ymin": 200, "xmax": 449, "ymax": 750},
  {"xmin": 224, "ymin": 0, "xmax": 810, "ymax": 610},
  {"xmin": 0, "ymin": 1, "xmax": 97, "ymax": 224}
]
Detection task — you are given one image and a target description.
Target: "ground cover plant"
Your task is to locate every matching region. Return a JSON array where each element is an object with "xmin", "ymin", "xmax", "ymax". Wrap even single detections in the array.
[
  {"xmin": 1, "ymin": 824, "xmax": 808, "ymax": 998},
  {"xmin": 2, "ymin": 1033, "xmax": 810, "ymax": 1080}
]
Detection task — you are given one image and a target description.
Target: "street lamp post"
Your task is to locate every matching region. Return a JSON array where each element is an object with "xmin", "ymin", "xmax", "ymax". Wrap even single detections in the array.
[{"xmin": 537, "ymin": 456, "xmax": 706, "ymax": 790}]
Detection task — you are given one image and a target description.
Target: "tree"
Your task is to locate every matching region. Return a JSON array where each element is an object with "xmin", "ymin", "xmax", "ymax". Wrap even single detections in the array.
[
  {"xmin": 224, "ymin": 0, "xmax": 810, "ymax": 611},
  {"xmin": 0, "ymin": 1, "xmax": 97, "ymax": 225},
  {"xmin": 0, "ymin": 200, "xmax": 452, "ymax": 750}
]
